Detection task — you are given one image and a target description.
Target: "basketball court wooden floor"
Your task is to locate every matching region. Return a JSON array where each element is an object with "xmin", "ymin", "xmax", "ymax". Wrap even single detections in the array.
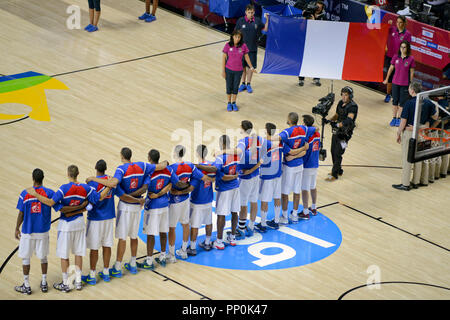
[{"xmin": 0, "ymin": 0, "xmax": 448, "ymax": 300}]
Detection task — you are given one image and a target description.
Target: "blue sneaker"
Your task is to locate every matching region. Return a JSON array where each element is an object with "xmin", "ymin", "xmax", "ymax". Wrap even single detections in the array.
[
  {"xmin": 238, "ymin": 83, "xmax": 247, "ymax": 92},
  {"xmin": 155, "ymin": 256, "xmax": 166, "ymax": 267},
  {"xmin": 124, "ymin": 263, "xmax": 138, "ymax": 274},
  {"xmin": 246, "ymin": 84, "xmax": 253, "ymax": 93},
  {"xmin": 98, "ymin": 271, "xmax": 111, "ymax": 282},
  {"xmin": 109, "ymin": 267, "xmax": 122, "ymax": 278},
  {"xmin": 136, "ymin": 261, "xmax": 155, "ymax": 270},
  {"xmin": 84, "ymin": 24, "xmax": 93, "ymax": 31},
  {"xmin": 389, "ymin": 118, "xmax": 396, "ymax": 127},
  {"xmin": 138, "ymin": 12, "xmax": 151, "ymax": 20},
  {"xmin": 145, "ymin": 14, "xmax": 156, "ymax": 22},
  {"xmin": 384, "ymin": 94, "xmax": 391, "ymax": 103},
  {"xmin": 88, "ymin": 25, "xmax": 98, "ymax": 33},
  {"xmin": 235, "ymin": 228, "xmax": 246, "ymax": 240},
  {"xmin": 232, "ymin": 102, "xmax": 238, "ymax": 112},
  {"xmin": 227, "ymin": 102, "xmax": 233, "ymax": 112},
  {"xmin": 254, "ymin": 223, "xmax": 267, "ymax": 233},
  {"xmin": 81, "ymin": 274, "xmax": 97, "ymax": 286},
  {"xmin": 245, "ymin": 226, "xmax": 254, "ymax": 237},
  {"xmin": 266, "ymin": 219, "xmax": 279, "ymax": 230},
  {"xmin": 395, "ymin": 118, "xmax": 401, "ymax": 127}
]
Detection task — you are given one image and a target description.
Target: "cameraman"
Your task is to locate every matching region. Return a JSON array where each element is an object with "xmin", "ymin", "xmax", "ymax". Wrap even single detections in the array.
[
  {"xmin": 324, "ymin": 86, "xmax": 358, "ymax": 181},
  {"xmin": 297, "ymin": 1, "xmax": 326, "ymax": 87}
]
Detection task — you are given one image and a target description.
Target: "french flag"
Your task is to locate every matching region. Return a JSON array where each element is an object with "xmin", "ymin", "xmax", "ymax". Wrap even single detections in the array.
[{"xmin": 261, "ymin": 16, "xmax": 389, "ymax": 82}]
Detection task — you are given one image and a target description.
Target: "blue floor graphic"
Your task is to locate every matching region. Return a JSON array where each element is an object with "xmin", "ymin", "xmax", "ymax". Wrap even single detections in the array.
[{"xmin": 138, "ymin": 197, "xmax": 342, "ymax": 271}]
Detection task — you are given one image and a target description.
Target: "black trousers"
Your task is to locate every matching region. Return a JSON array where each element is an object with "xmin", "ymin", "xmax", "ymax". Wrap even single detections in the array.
[
  {"xmin": 225, "ymin": 68, "xmax": 243, "ymax": 95},
  {"xmin": 331, "ymin": 133, "xmax": 346, "ymax": 178}
]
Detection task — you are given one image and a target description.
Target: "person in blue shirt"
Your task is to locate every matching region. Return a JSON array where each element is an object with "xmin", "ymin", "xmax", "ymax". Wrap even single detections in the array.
[
  {"xmin": 188, "ymin": 145, "xmax": 218, "ymax": 254},
  {"xmin": 136, "ymin": 149, "xmax": 180, "ymax": 269},
  {"xmin": 15, "ymin": 168, "xmax": 59, "ymax": 295},
  {"xmin": 259, "ymin": 123, "xmax": 305, "ymax": 231},
  {"xmin": 82, "ymin": 159, "xmax": 145, "ymax": 285},
  {"xmin": 300, "ymin": 115, "xmax": 321, "ymax": 218}
]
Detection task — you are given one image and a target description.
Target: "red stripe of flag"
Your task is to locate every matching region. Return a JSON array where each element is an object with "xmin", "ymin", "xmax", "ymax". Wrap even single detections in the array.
[{"xmin": 342, "ymin": 23, "xmax": 389, "ymax": 82}]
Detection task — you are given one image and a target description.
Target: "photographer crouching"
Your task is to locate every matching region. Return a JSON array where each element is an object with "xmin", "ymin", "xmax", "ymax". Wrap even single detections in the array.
[{"xmin": 324, "ymin": 87, "xmax": 358, "ymax": 181}]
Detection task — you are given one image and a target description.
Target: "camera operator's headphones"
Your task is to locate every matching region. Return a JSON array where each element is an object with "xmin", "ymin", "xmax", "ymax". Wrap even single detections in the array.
[{"xmin": 341, "ymin": 86, "xmax": 354, "ymax": 100}]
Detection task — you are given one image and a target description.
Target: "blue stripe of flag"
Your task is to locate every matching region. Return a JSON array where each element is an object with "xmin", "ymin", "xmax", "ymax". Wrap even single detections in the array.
[{"xmin": 260, "ymin": 15, "xmax": 307, "ymax": 76}]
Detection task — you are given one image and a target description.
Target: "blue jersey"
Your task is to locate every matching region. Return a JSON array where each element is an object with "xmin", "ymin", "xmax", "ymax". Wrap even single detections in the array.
[
  {"xmin": 279, "ymin": 125, "xmax": 308, "ymax": 167},
  {"xmin": 144, "ymin": 167, "xmax": 179, "ymax": 210},
  {"xmin": 190, "ymin": 161, "xmax": 216, "ymax": 205},
  {"xmin": 260, "ymin": 140, "xmax": 291, "ymax": 180},
  {"xmin": 87, "ymin": 175, "xmax": 125, "ymax": 221},
  {"xmin": 17, "ymin": 186, "xmax": 55, "ymax": 234},
  {"xmin": 51, "ymin": 182, "xmax": 100, "ymax": 222},
  {"xmin": 304, "ymin": 127, "xmax": 321, "ymax": 169},
  {"xmin": 113, "ymin": 162, "xmax": 156, "ymax": 203},
  {"xmin": 169, "ymin": 162, "xmax": 204, "ymax": 204},
  {"xmin": 214, "ymin": 153, "xmax": 241, "ymax": 192},
  {"xmin": 237, "ymin": 135, "xmax": 264, "ymax": 180}
]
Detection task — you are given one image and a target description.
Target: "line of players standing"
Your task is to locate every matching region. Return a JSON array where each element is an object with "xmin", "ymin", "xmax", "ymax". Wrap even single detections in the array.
[{"xmin": 14, "ymin": 112, "xmax": 320, "ymax": 295}]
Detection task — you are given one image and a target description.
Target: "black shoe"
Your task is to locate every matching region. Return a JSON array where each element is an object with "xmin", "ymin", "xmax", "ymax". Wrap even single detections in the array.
[
  {"xmin": 15, "ymin": 283, "xmax": 31, "ymax": 295},
  {"xmin": 392, "ymin": 184, "xmax": 410, "ymax": 191},
  {"xmin": 418, "ymin": 183, "xmax": 428, "ymax": 187},
  {"xmin": 40, "ymin": 281, "xmax": 48, "ymax": 293},
  {"xmin": 298, "ymin": 80, "xmax": 304, "ymax": 86},
  {"xmin": 429, "ymin": 180, "xmax": 434, "ymax": 184},
  {"xmin": 338, "ymin": 169, "xmax": 344, "ymax": 176},
  {"xmin": 410, "ymin": 183, "xmax": 419, "ymax": 189},
  {"xmin": 440, "ymin": 174, "xmax": 447, "ymax": 178}
]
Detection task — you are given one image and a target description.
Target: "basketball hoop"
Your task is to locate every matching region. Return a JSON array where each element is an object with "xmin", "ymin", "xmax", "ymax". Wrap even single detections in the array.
[{"xmin": 418, "ymin": 127, "xmax": 450, "ymax": 145}]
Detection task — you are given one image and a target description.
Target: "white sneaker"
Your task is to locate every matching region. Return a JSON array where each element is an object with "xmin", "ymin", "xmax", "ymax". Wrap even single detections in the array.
[
  {"xmin": 176, "ymin": 248, "xmax": 188, "ymax": 260},
  {"xmin": 279, "ymin": 216, "xmax": 289, "ymax": 225},
  {"xmin": 75, "ymin": 281, "xmax": 82, "ymax": 291},
  {"xmin": 167, "ymin": 254, "xmax": 177, "ymax": 264},
  {"xmin": 289, "ymin": 213, "xmax": 299, "ymax": 224},
  {"xmin": 213, "ymin": 240, "xmax": 225, "ymax": 250}
]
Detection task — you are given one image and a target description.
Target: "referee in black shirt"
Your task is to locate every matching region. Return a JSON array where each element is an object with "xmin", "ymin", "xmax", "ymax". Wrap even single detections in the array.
[{"xmin": 235, "ymin": 4, "xmax": 268, "ymax": 94}]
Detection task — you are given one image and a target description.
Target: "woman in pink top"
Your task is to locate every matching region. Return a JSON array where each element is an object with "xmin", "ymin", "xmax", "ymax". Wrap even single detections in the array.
[
  {"xmin": 383, "ymin": 40, "xmax": 415, "ymax": 127},
  {"xmin": 222, "ymin": 30, "xmax": 256, "ymax": 112},
  {"xmin": 383, "ymin": 16, "xmax": 412, "ymax": 105}
]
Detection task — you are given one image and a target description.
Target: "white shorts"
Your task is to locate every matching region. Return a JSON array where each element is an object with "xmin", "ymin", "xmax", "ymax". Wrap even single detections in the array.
[
  {"xmin": 281, "ymin": 164, "xmax": 303, "ymax": 195},
  {"xmin": 86, "ymin": 219, "xmax": 114, "ymax": 250},
  {"xmin": 259, "ymin": 177, "xmax": 282, "ymax": 202},
  {"xmin": 18, "ymin": 233, "xmax": 49, "ymax": 260},
  {"xmin": 215, "ymin": 188, "xmax": 240, "ymax": 216},
  {"xmin": 239, "ymin": 176, "xmax": 260, "ymax": 206},
  {"xmin": 143, "ymin": 207, "xmax": 169, "ymax": 236},
  {"xmin": 302, "ymin": 168, "xmax": 318, "ymax": 191},
  {"xmin": 169, "ymin": 199, "xmax": 190, "ymax": 228},
  {"xmin": 56, "ymin": 229, "xmax": 86, "ymax": 259},
  {"xmin": 115, "ymin": 201, "xmax": 142, "ymax": 240},
  {"xmin": 190, "ymin": 203, "xmax": 213, "ymax": 228}
]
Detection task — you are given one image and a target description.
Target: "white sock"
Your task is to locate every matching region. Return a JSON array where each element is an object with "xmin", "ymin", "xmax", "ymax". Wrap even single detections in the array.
[
  {"xmin": 260, "ymin": 210, "xmax": 268, "ymax": 226},
  {"xmin": 75, "ymin": 270, "xmax": 82, "ymax": 283},
  {"xmin": 62, "ymin": 272, "xmax": 68, "ymax": 286},
  {"xmin": 90, "ymin": 270, "xmax": 96, "ymax": 278},
  {"xmin": 248, "ymin": 220, "xmax": 255, "ymax": 230},
  {"xmin": 24, "ymin": 275, "xmax": 30, "ymax": 287},
  {"xmin": 311, "ymin": 203, "xmax": 316, "ymax": 210},
  {"xmin": 205, "ymin": 236, "xmax": 211, "ymax": 245},
  {"xmin": 190, "ymin": 241, "xmax": 196, "ymax": 250},
  {"xmin": 146, "ymin": 256, "xmax": 153, "ymax": 265},
  {"xmin": 130, "ymin": 256, "xmax": 137, "ymax": 267},
  {"xmin": 41, "ymin": 274, "xmax": 47, "ymax": 284},
  {"xmin": 282, "ymin": 210, "xmax": 288, "ymax": 219},
  {"xmin": 114, "ymin": 261, "xmax": 121, "ymax": 270},
  {"xmin": 160, "ymin": 252, "xmax": 166, "ymax": 259},
  {"xmin": 274, "ymin": 206, "xmax": 281, "ymax": 223},
  {"xmin": 169, "ymin": 245, "xmax": 175, "ymax": 255},
  {"xmin": 181, "ymin": 241, "xmax": 188, "ymax": 251},
  {"xmin": 103, "ymin": 268, "xmax": 109, "ymax": 275},
  {"xmin": 303, "ymin": 208, "xmax": 309, "ymax": 215}
]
